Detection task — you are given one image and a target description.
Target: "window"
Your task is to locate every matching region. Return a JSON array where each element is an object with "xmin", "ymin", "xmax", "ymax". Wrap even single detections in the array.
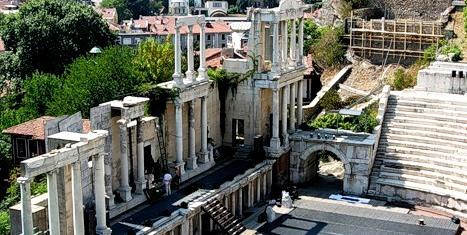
[
  {"xmin": 207, "ymin": 34, "xmax": 211, "ymax": 40},
  {"xmin": 122, "ymin": 38, "xmax": 132, "ymax": 45},
  {"xmin": 222, "ymin": 34, "xmax": 225, "ymax": 40},
  {"xmin": 16, "ymin": 138, "xmax": 27, "ymax": 159},
  {"xmin": 213, "ymin": 2, "xmax": 222, "ymax": 7},
  {"xmin": 222, "ymin": 43, "xmax": 225, "ymax": 48}
]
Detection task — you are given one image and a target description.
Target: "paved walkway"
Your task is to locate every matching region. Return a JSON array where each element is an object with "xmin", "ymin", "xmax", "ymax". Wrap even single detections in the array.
[
  {"xmin": 110, "ymin": 158, "xmax": 254, "ymax": 235},
  {"xmin": 257, "ymin": 195, "xmax": 459, "ymax": 235}
]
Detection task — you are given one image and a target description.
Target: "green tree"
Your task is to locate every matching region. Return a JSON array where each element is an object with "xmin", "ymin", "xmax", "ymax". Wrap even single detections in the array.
[
  {"xmin": 133, "ymin": 38, "xmax": 175, "ymax": 86},
  {"xmin": 101, "ymin": 0, "xmax": 132, "ymax": 21},
  {"xmin": 0, "ymin": 0, "xmax": 116, "ymax": 76},
  {"xmin": 303, "ymin": 20, "xmax": 321, "ymax": 54},
  {"xmin": 22, "ymin": 73, "xmax": 62, "ymax": 115},
  {"xmin": 311, "ymin": 27, "xmax": 345, "ymax": 68},
  {"xmin": 47, "ymin": 46, "xmax": 138, "ymax": 117}
]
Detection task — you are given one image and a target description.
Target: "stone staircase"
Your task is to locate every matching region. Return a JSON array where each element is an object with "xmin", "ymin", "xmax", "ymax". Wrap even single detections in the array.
[
  {"xmin": 201, "ymin": 198, "xmax": 247, "ymax": 234},
  {"xmin": 368, "ymin": 91, "xmax": 467, "ymax": 212}
]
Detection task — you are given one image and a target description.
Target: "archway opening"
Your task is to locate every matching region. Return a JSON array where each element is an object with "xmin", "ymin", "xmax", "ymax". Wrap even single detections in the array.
[{"xmin": 300, "ymin": 150, "xmax": 345, "ymax": 197}]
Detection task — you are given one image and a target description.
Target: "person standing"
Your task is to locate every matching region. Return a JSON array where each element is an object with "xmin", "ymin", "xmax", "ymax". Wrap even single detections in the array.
[{"xmin": 163, "ymin": 172, "xmax": 172, "ymax": 196}]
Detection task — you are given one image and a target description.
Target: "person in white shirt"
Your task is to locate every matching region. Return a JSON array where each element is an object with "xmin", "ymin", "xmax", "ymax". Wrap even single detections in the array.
[{"xmin": 163, "ymin": 173, "xmax": 173, "ymax": 196}]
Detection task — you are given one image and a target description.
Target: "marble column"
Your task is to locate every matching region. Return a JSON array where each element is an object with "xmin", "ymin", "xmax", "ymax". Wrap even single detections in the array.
[
  {"xmin": 187, "ymin": 101, "xmax": 198, "ymax": 169},
  {"xmin": 281, "ymin": 85, "xmax": 289, "ymax": 145},
  {"xmin": 118, "ymin": 120, "xmax": 132, "ymax": 202},
  {"xmin": 200, "ymin": 96, "xmax": 209, "ymax": 163},
  {"xmin": 198, "ymin": 213, "xmax": 203, "ymax": 235},
  {"xmin": 248, "ymin": 183, "xmax": 253, "ymax": 207},
  {"xmin": 186, "ymin": 25, "xmax": 195, "ymax": 81},
  {"xmin": 238, "ymin": 188, "xmax": 243, "ymax": 217},
  {"xmin": 174, "ymin": 26, "xmax": 183, "ymax": 86},
  {"xmin": 71, "ymin": 162, "xmax": 85, "ymax": 235},
  {"xmin": 290, "ymin": 19, "xmax": 297, "ymax": 66},
  {"xmin": 272, "ymin": 21, "xmax": 280, "ymax": 75},
  {"xmin": 262, "ymin": 173, "xmax": 267, "ymax": 199},
  {"xmin": 270, "ymin": 88, "xmax": 280, "ymax": 151},
  {"xmin": 267, "ymin": 170, "xmax": 273, "ymax": 195},
  {"xmin": 197, "ymin": 23, "xmax": 207, "ymax": 80},
  {"xmin": 297, "ymin": 80, "xmax": 303, "ymax": 125},
  {"xmin": 47, "ymin": 170, "xmax": 60, "ymax": 234},
  {"xmin": 281, "ymin": 20, "xmax": 288, "ymax": 70},
  {"xmin": 175, "ymin": 99, "xmax": 186, "ymax": 175},
  {"xmin": 18, "ymin": 177, "xmax": 33, "ymax": 235},
  {"xmin": 231, "ymin": 192, "xmax": 236, "ymax": 216},
  {"xmin": 256, "ymin": 177, "xmax": 261, "ymax": 202},
  {"xmin": 135, "ymin": 118, "xmax": 146, "ymax": 194},
  {"xmin": 181, "ymin": 219, "xmax": 189, "ymax": 235},
  {"xmin": 289, "ymin": 83, "xmax": 296, "ymax": 132},
  {"xmin": 298, "ymin": 18, "xmax": 304, "ymax": 65},
  {"xmin": 95, "ymin": 154, "xmax": 112, "ymax": 235}
]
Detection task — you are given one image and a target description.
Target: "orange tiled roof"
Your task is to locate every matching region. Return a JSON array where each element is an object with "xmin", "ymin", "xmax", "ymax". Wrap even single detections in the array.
[
  {"xmin": 123, "ymin": 16, "xmax": 232, "ymax": 35},
  {"xmin": 96, "ymin": 8, "xmax": 117, "ymax": 21},
  {"xmin": 2, "ymin": 116, "xmax": 55, "ymax": 140}
]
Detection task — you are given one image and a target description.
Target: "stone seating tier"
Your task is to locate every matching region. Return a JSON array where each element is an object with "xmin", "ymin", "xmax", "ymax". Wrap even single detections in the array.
[{"xmin": 369, "ymin": 91, "xmax": 467, "ymax": 212}]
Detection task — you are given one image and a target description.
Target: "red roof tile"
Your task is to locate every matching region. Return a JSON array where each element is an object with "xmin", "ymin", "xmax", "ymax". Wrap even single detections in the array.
[
  {"xmin": 96, "ymin": 8, "xmax": 117, "ymax": 21},
  {"xmin": 2, "ymin": 116, "xmax": 54, "ymax": 140},
  {"xmin": 124, "ymin": 16, "xmax": 232, "ymax": 35}
]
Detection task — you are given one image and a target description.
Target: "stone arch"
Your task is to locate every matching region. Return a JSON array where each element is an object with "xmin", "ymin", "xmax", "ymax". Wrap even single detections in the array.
[
  {"xmin": 210, "ymin": 10, "xmax": 227, "ymax": 17},
  {"xmin": 299, "ymin": 143, "xmax": 351, "ymax": 175}
]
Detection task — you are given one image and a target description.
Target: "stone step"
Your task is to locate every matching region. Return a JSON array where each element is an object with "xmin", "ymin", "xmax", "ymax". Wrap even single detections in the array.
[
  {"xmin": 383, "ymin": 122, "xmax": 467, "ymax": 137},
  {"xmin": 387, "ymin": 104, "xmax": 467, "ymax": 118},
  {"xmin": 390, "ymin": 92, "xmax": 467, "ymax": 106},
  {"xmin": 381, "ymin": 159, "xmax": 467, "ymax": 179},
  {"xmin": 382, "ymin": 128, "xmax": 467, "ymax": 144},
  {"xmin": 384, "ymin": 111, "xmax": 467, "ymax": 124},
  {"xmin": 379, "ymin": 134, "xmax": 467, "ymax": 150},
  {"xmin": 375, "ymin": 178, "xmax": 467, "ymax": 202},
  {"xmin": 376, "ymin": 152, "xmax": 467, "ymax": 170},
  {"xmin": 383, "ymin": 116, "xmax": 467, "ymax": 130},
  {"xmin": 387, "ymin": 99, "xmax": 467, "ymax": 112},
  {"xmin": 378, "ymin": 171, "xmax": 467, "ymax": 193},
  {"xmin": 376, "ymin": 145, "xmax": 467, "ymax": 162}
]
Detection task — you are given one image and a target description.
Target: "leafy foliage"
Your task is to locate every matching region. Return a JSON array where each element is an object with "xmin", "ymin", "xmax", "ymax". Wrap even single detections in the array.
[
  {"xmin": 133, "ymin": 37, "xmax": 175, "ymax": 85},
  {"xmin": 391, "ymin": 68, "xmax": 416, "ymax": 91},
  {"xmin": 311, "ymin": 27, "xmax": 345, "ymax": 68},
  {"xmin": 47, "ymin": 46, "xmax": 138, "ymax": 117},
  {"xmin": 309, "ymin": 102, "xmax": 378, "ymax": 133},
  {"xmin": 0, "ymin": 0, "xmax": 116, "ymax": 76},
  {"xmin": 303, "ymin": 20, "xmax": 321, "ymax": 54},
  {"xmin": 319, "ymin": 89, "xmax": 343, "ymax": 111}
]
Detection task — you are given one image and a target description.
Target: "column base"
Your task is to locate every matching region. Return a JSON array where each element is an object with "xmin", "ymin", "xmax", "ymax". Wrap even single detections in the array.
[
  {"xmin": 135, "ymin": 180, "xmax": 147, "ymax": 195},
  {"xmin": 282, "ymin": 133, "xmax": 289, "ymax": 146},
  {"xmin": 198, "ymin": 151, "xmax": 209, "ymax": 164},
  {"xmin": 171, "ymin": 161, "xmax": 186, "ymax": 176},
  {"xmin": 106, "ymin": 194, "xmax": 115, "ymax": 209},
  {"xmin": 119, "ymin": 186, "xmax": 132, "ymax": 202},
  {"xmin": 96, "ymin": 226, "xmax": 112, "ymax": 235},
  {"xmin": 270, "ymin": 137, "xmax": 281, "ymax": 152},
  {"xmin": 187, "ymin": 157, "xmax": 198, "ymax": 170}
]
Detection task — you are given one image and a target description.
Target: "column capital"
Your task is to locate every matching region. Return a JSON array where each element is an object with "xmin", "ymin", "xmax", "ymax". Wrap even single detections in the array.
[{"xmin": 17, "ymin": 176, "xmax": 31, "ymax": 184}]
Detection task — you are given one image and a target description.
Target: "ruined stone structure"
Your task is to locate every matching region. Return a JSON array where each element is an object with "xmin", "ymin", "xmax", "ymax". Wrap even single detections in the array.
[
  {"xmin": 416, "ymin": 61, "xmax": 467, "ymax": 94},
  {"xmin": 159, "ymin": 15, "xmax": 214, "ymax": 181},
  {"xmin": 223, "ymin": 0, "xmax": 308, "ymax": 155},
  {"xmin": 90, "ymin": 96, "xmax": 157, "ymax": 218},
  {"xmin": 18, "ymin": 130, "xmax": 111, "ymax": 235}
]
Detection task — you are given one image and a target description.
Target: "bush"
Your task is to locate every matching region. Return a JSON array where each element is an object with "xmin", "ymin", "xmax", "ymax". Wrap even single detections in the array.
[
  {"xmin": 311, "ymin": 27, "xmax": 345, "ymax": 68},
  {"xmin": 392, "ymin": 68, "xmax": 416, "ymax": 91},
  {"xmin": 0, "ymin": 210, "xmax": 9, "ymax": 235},
  {"xmin": 320, "ymin": 89, "xmax": 343, "ymax": 111}
]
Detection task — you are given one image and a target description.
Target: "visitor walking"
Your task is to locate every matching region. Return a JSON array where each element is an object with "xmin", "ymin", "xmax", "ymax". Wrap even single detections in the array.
[{"xmin": 163, "ymin": 172, "xmax": 172, "ymax": 196}]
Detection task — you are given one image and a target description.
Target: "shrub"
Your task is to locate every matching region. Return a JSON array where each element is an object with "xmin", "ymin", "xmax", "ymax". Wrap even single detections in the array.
[
  {"xmin": 319, "ymin": 89, "xmax": 343, "ymax": 111},
  {"xmin": 392, "ymin": 68, "xmax": 416, "ymax": 91},
  {"xmin": 311, "ymin": 27, "xmax": 345, "ymax": 68},
  {"xmin": 0, "ymin": 210, "xmax": 9, "ymax": 235}
]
